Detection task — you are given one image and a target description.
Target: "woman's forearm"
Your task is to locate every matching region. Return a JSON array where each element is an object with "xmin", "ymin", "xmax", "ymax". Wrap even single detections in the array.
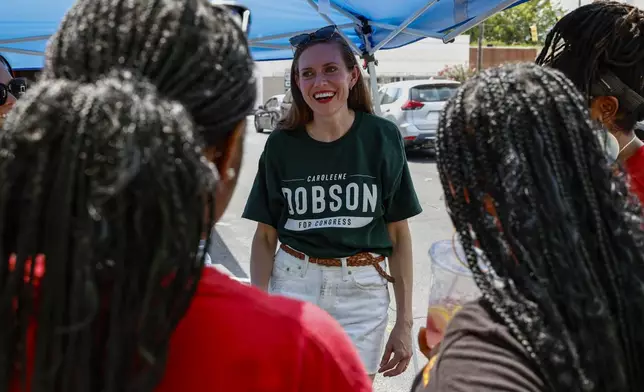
[
  {"xmin": 250, "ymin": 223, "xmax": 278, "ymax": 290},
  {"xmin": 387, "ymin": 220, "xmax": 414, "ymax": 326}
]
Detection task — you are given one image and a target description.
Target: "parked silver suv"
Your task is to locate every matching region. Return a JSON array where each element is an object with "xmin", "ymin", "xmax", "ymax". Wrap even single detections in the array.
[{"xmin": 378, "ymin": 79, "xmax": 460, "ymax": 152}]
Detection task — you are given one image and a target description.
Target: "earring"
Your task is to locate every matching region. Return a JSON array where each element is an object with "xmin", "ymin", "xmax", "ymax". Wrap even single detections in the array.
[{"xmin": 226, "ymin": 168, "xmax": 237, "ymax": 180}]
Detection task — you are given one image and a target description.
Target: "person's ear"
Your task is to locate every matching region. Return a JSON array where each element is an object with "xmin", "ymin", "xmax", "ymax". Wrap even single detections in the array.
[
  {"xmin": 590, "ymin": 96, "xmax": 619, "ymax": 129},
  {"xmin": 202, "ymin": 120, "xmax": 245, "ymax": 222}
]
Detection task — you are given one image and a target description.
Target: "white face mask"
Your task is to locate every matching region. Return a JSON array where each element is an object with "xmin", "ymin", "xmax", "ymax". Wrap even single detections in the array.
[{"xmin": 596, "ymin": 131, "xmax": 620, "ymax": 163}]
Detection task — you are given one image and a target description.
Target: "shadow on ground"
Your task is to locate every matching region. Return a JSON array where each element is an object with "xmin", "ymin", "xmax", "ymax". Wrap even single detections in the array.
[
  {"xmin": 406, "ymin": 150, "xmax": 436, "ymax": 163},
  {"xmin": 208, "ymin": 229, "xmax": 249, "ymax": 279}
]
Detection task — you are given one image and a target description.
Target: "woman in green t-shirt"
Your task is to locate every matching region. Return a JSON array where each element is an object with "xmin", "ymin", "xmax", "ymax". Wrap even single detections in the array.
[{"xmin": 243, "ymin": 25, "xmax": 422, "ymax": 380}]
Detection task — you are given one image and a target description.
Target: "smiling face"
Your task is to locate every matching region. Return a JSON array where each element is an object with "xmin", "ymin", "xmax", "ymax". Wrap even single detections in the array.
[
  {"xmin": 0, "ymin": 65, "xmax": 17, "ymax": 126},
  {"xmin": 295, "ymin": 42, "xmax": 359, "ymax": 118}
]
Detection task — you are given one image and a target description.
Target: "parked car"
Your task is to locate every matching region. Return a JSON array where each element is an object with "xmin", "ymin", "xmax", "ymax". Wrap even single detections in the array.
[
  {"xmin": 280, "ymin": 88, "xmax": 293, "ymax": 118},
  {"xmin": 377, "ymin": 79, "xmax": 460, "ymax": 152},
  {"xmin": 254, "ymin": 94, "xmax": 285, "ymax": 133}
]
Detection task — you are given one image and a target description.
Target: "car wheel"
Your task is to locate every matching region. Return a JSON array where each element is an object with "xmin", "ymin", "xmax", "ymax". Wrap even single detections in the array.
[{"xmin": 255, "ymin": 117, "xmax": 263, "ymax": 133}]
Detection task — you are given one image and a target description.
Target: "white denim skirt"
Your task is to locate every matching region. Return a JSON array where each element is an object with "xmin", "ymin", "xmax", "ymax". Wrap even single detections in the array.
[{"xmin": 269, "ymin": 246, "xmax": 390, "ymax": 374}]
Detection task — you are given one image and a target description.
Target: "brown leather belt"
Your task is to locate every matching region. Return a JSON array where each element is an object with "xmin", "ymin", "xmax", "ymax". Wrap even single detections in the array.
[{"xmin": 279, "ymin": 243, "xmax": 395, "ymax": 283}]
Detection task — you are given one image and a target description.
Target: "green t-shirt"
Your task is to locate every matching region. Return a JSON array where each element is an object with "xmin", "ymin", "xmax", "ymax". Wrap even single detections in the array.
[{"xmin": 242, "ymin": 111, "xmax": 422, "ymax": 258}]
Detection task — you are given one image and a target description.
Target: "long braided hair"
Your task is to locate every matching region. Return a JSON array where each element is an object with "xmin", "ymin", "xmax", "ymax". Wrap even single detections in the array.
[
  {"xmin": 0, "ymin": 71, "xmax": 217, "ymax": 392},
  {"xmin": 437, "ymin": 63, "xmax": 644, "ymax": 392},
  {"xmin": 41, "ymin": 0, "xmax": 256, "ymax": 152},
  {"xmin": 0, "ymin": 0, "xmax": 257, "ymax": 390},
  {"xmin": 536, "ymin": 1, "xmax": 644, "ymax": 130}
]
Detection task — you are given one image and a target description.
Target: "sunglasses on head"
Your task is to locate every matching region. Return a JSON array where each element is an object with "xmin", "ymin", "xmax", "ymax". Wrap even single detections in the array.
[
  {"xmin": 289, "ymin": 25, "xmax": 338, "ymax": 48},
  {"xmin": 212, "ymin": 2, "xmax": 252, "ymax": 35},
  {"xmin": 0, "ymin": 78, "xmax": 28, "ymax": 105}
]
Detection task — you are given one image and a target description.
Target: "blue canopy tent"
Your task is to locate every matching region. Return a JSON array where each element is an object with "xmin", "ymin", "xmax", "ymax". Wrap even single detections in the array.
[
  {"xmin": 0, "ymin": 2, "xmax": 74, "ymax": 70},
  {"xmin": 1, "ymin": 0, "xmax": 528, "ymax": 112}
]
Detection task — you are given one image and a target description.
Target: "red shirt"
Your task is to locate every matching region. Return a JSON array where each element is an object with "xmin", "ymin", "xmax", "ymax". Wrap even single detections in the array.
[
  {"xmin": 156, "ymin": 267, "xmax": 372, "ymax": 392},
  {"xmin": 10, "ymin": 266, "xmax": 371, "ymax": 392},
  {"xmin": 626, "ymin": 145, "xmax": 644, "ymax": 205}
]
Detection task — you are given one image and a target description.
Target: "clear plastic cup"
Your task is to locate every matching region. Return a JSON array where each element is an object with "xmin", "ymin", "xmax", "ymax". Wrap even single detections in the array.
[{"xmin": 422, "ymin": 236, "xmax": 482, "ymax": 351}]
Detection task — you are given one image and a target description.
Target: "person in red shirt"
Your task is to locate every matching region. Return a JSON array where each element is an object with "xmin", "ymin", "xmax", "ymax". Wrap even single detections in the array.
[
  {"xmin": 536, "ymin": 1, "xmax": 644, "ymax": 204},
  {"xmin": 1, "ymin": 1, "xmax": 372, "ymax": 392}
]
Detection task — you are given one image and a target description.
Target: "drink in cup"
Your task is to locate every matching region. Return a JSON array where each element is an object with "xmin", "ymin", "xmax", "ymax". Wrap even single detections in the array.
[{"xmin": 418, "ymin": 236, "xmax": 482, "ymax": 358}]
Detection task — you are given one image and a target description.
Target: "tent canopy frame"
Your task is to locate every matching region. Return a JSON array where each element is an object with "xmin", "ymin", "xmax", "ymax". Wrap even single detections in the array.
[
  {"xmin": 0, "ymin": 0, "xmax": 522, "ymax": 107},
  {"xmin": 248, "ymin": 0, "xmax": 516, "ymax": 115}
]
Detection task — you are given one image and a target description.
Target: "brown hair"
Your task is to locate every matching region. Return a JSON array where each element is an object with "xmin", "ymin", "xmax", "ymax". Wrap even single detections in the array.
[{"xmin": 279, "ymin": 36, "xmax": 373, "ymax": 130}]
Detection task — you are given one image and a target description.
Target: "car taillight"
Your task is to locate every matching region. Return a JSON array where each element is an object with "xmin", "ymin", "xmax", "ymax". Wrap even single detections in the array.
[{"xmin": 401, "ymin": 100, "xmax": 424, "ymax": 110}]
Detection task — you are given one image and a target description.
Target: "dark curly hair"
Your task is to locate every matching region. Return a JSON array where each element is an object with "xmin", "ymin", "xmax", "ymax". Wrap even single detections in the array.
[
  {"xmin": 42, "ymin": 0, "xmax": 256, "ymax": 152},
  {"xmin": 0, "ymin": 0, "xmax": 256, "ymax": 391},
  {"xmin": 437, "ymin": 63, "xmax": 644, "ymax": 392},
  {"xmin": 0, "ymin": 72, "xmax": 217, "ymax": 392},
  {"xmin": 536, "ymin": 1, "xmax": 644, "ymax": 130}
]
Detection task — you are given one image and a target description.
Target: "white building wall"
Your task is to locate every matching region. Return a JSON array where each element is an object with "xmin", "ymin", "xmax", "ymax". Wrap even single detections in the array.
[{"xmin": 368, "ymin": 35, "xmax": 470, "ymax": 77}]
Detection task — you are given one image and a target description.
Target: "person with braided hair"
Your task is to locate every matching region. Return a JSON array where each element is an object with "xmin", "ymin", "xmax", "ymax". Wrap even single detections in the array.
[
  {"xmin": 41, "ymin": 0, "xmax": 256, "ymax": 222},
  {"xmin": 536, "ymin": 1, "xmax": 644, "ymax": 204},
  {"xmin": 411, "ymin": 63, "xmax": 644, "ymax": 392},
  {"xmin": 1, "ymin": 1, "xmax": 372, "ymax": 391}
]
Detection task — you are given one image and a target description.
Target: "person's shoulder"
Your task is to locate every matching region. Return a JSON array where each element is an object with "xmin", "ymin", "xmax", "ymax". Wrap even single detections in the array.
[
  {"xmin": 195, "ymin": 266, "xmax": 311, "ymax": 327},
  {"xmin": 357, "ymin": 111, "xmax": 404, "ymax": 147},
  {"xmin": 360, "ymin": 112, "xmax": 399, "ymax": 133},
  {"xmin": 184, "ymin": 268, "xmax": 371, "ymax": 390},
  {"xmin": 626, "ymin": 144, "xmax": 644, "ymax": 168},
  {"xmin": 197, "ymin": 267, "xmax": 352, "ymax": 349},
  {"xmin": 192, "ymin": 268, "xmax": 359, "ymax": 357},
  {"xmin": 161, "ymin": 268, "xmax": 349, "ymax": 391},
  {"xmin": 447, "ymin": 298, "xmax": 498, "ymax": 333},
  {"xmin": 262, "ymin": 127, "xmax": 302, "ymax": 156},
  {"xmin": 263, "ymin": 127, "xmax": 286, "ymax": 148},
  {"xmin": 291, "ymin": 297, "xmax": 373, "ymax": 391},
  {"xmin": 414, "ymin": 299, "xmax": 544, "ymax": 392}
]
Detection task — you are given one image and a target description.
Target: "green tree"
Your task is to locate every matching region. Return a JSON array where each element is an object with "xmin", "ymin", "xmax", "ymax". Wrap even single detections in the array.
[{"xmin": 466, "ymin": 0, "xmax": 564, "ymax": 45}]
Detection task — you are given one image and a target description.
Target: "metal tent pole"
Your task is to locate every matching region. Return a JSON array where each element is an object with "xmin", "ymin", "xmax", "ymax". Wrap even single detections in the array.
[
  {"xmin": 359, "ymin": 21, "xmax": 381, "ymax": 115},
  {"xmin": 367, "ymin": 59, "xmax": 381, "ymax": 115},
  {"xmin": 477, "ymin": 24, "xmax": 484, "ymax": 71}
]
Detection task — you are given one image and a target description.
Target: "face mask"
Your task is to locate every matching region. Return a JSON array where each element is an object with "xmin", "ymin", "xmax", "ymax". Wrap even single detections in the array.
[{"xmin": 596, "ymin": 131, "xmax": 620, "ymax": 163}]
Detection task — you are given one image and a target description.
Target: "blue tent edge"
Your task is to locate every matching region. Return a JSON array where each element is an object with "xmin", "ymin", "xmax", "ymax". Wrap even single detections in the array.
[
  {"xmin": 252, "ymin": 36, "xmax": 427, "ymax": 62},
  {"xmin": 1, "ymin": 0, "xmax": 533, "ymax": 70}
]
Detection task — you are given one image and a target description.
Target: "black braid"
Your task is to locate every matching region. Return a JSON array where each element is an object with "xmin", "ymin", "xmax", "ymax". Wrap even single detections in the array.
[
  {"xmin": 0, "ymin": 71, "xmax": 217, "ymax": 392},
  {"xmin": 42, "ymin": 0, "xmax": 256, "ymax": 150},
  {"xmin": 536, "ymin": 1, "xmax": 644, "ymax": 129},
  {"xmin": 437, "ymin": 63, "xmax": 644, "ymax": 392}
]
